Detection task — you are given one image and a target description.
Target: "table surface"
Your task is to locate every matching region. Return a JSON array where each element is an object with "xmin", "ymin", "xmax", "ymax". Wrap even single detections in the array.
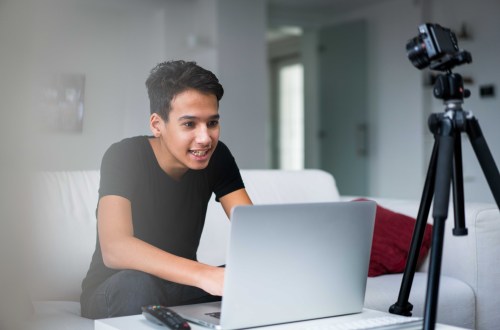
[{"xmin": 95, "ymin": 308, "xmax": 468, "ymax": 330}]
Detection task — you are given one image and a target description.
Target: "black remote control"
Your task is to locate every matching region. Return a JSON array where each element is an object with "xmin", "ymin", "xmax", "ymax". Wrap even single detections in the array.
[{"xmin": 142, "ymin": 305, "xmax": 191, "ymax": 329}]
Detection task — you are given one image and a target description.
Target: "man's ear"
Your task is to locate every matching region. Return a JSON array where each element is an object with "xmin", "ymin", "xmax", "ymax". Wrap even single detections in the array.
[{"xmin": 149, "ymin": 113, "xmax": 163, "ymax": 137}]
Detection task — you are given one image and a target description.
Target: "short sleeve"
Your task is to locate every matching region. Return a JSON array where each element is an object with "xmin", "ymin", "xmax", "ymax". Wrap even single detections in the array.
[
  {"xmin": 98, "ymin": 140, "xmax": 137, "ymax": 200},
  {"xmin": 210, "ymin": 142, "xmax": 245, "ymax": 201}
]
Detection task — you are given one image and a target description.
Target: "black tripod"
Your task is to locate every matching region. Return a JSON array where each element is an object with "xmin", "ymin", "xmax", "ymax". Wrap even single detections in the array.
[{"xmin": 389, "ymin": 71, "xmax": 500, "ymax": 330}]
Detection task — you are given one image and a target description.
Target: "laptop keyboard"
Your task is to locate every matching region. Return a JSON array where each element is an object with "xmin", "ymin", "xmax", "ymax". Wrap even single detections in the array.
[
  {"xmin": 205, "ymin": 312, "xmax": 221, "ymax": 319},
  {"xmin": 203, "ymin": 311, "xmax": 422, "ymax": 329},
  {"xmin": 299, "ymin": 316, "xmax": 423, "ymax": 330}
]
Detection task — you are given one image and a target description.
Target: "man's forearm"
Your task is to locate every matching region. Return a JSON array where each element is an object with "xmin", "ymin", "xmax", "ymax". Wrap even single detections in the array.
[{"xmin": 101, "ymin": 235, "xmax": 223, "ymax": 294}]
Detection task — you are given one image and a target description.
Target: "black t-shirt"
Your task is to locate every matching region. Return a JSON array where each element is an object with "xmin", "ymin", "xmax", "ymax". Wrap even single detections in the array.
[{"xmin": 81, "ymin": 136, "xmax": 244, "ymax": 296}]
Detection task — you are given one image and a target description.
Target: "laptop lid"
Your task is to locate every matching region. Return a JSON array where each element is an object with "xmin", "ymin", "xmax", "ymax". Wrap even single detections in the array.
[{"xmin": 172, "ymin": 201, "xmax": 376, "ymax": 330}]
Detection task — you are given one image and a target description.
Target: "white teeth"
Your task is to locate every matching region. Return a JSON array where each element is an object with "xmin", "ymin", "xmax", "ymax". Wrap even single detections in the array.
[{"xmin": 191, "ymin": 150, "xmax": 207, "ymax": 156}]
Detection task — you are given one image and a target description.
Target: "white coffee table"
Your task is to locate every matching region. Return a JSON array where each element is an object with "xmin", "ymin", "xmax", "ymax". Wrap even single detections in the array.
[{"xmin": 95, "ymin": 308, "xmax": 469, "ymax": 330}]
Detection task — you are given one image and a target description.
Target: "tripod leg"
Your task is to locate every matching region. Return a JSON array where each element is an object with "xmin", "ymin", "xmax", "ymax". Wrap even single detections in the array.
[
  {"xmin": 424, "ymin": 129, "xmax": 455, "ymax": 330},
  {"xmin": 466, "ymin": 116, "xmax": 500, "ymax": 208},
  {"xmin": 451, "ymin": 135, "xmax": 468, "ymax": 236},
  {"xmin": 390, "ymin": 136, "xmax": 438, "ymax": 316},
  {"xmin": 424, "ymin": 215, "xmax": 447, "ymax": 330}
]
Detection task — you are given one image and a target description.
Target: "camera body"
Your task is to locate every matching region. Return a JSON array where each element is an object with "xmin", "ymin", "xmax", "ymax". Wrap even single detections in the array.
[{"xmin": 406, "ymin": 23, "xmax": 470, "ymax": 71}]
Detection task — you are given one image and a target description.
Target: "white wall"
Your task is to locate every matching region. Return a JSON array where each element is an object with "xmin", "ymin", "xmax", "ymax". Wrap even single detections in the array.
[
  {"xmin": 28, "ymin": 0, "xmax": 165, "ymax": 170},
  {"xmin": 14, "ymin": 0, "xmax": 269, "ymax": 171},
  {"xmin": 271, "ymin": 0, "xmax": 500, "ymax": 202},
  {"xmin": 216, "ymin": 0, "xmax": 270, "ymax": 169}
]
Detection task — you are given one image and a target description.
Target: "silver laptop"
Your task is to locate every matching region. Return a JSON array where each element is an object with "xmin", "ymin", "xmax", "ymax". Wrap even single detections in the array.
[{"xmin": 171, "ymin": 201, "xmax": 376, "ymax": 330}]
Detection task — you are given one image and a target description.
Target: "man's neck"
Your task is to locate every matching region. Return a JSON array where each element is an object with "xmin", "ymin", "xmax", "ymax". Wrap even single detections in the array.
[{"xmin": 148, "ymin": 137, "xmax": 187, "ymax": 181}]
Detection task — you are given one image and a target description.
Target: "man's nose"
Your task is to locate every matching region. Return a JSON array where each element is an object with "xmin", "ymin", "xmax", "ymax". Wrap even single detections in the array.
[{"xmin": 195, "ymin": 126, "xmax": 211, "ymax": 144}]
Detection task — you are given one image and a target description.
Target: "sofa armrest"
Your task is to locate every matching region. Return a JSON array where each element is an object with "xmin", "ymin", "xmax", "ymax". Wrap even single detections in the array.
[
  {"xmin": 440, "ymin": 203, "xmax": 500, "ymax": 330},
  {"xmin": 353, "ymin": 196, "xmax": 499, "ymax": 329},
  {"xmin": 439, "ymin": 203, "xmax": 499, "ymax": 282}
]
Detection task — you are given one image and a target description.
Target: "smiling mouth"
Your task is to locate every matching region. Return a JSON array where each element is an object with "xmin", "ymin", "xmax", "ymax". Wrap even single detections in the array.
[{"xmin": 190, "ymin": 149, "xmax": 209, "ymax": 157}]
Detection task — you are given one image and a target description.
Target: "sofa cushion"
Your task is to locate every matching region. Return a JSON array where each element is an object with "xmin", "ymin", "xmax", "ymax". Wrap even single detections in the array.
[{"xmin": 354, "ymin": 199, "xmax": 433, "ymax": 277}]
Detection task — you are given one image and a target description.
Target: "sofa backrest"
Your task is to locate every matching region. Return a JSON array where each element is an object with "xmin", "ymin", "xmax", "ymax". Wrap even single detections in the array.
[
  {"xmin": 30, "ymin": 171, "xmax": 100, "ymax": 302},
  {"xmin": 198, "ymin": 169, "xmax": 340, "ymax": 265},
  {"xmin": 28, "ymin": 169, "xmax": 339, "ymax": 302}
]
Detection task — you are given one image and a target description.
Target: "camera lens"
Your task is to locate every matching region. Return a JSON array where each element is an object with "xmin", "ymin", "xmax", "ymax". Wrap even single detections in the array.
[{"xmin": 406, "ymin": 36, "xmax": 430, "ymax": 69}]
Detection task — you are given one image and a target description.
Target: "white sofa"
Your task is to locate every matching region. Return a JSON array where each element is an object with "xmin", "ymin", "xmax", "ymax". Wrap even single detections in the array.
[{"xmin": 26, "ymin": 169, "xmax": 499, "ymax": 329}]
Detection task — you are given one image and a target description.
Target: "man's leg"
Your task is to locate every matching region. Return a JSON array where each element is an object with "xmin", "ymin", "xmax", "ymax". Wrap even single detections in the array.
[{"xmin": 81, "ymin": 270, "xmax": 219, "ymax": 319}]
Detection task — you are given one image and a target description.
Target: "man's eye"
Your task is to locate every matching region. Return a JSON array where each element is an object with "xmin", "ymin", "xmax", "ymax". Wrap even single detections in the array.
[
  {"xmin": 208, "ymin": 120, "xmax": 219, "ymax": 128},
  {"xmin": 182, "ymin": 122, "xmax": 194, "ymax": 127}
]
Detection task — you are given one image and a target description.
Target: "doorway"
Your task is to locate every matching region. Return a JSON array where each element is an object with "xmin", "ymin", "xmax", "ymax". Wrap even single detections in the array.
[{"xmin": 269, "ymin": 33, "xmax": 305, "ymax": 170}]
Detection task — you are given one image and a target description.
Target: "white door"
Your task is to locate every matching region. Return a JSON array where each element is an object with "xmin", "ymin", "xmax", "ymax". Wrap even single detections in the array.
[{"xmin": 318, "ymin": 20, "xmax": 369, "ymax": 196}]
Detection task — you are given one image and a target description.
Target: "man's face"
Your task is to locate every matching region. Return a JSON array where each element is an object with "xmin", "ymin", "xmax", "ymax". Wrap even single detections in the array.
[{"xmin": 151, "ymin": 89, "xmax": 220, "ymax": 176}]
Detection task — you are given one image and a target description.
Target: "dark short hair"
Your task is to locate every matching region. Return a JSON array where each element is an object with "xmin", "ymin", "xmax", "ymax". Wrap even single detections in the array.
[{"xmin": 145, "ymin": 60, "xmax": 224, "ymax": 120}]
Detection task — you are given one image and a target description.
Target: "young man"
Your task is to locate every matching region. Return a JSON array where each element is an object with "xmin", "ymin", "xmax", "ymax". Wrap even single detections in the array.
[{"xmin": 80, "ymin": 60, "xmax": 252, "ymax": 319}]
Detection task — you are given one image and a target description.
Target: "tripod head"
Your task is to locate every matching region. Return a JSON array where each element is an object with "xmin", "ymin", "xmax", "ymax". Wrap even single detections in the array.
[
  {"xmin": 430, "ymin": 71, "xmax": 471, "ymax": 136},
  {"xmin": 428, "ymin": 71, "xmax": 471, "ymax": 142},
  {"xmin": 433, "ymin": 72, "xmax": 471, "ymax": 102}
]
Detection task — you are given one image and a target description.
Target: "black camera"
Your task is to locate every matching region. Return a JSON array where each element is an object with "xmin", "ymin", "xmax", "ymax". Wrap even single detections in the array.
[{"xmin": 406, "ymin": 23, "xmax": 471, "ymax": 71}]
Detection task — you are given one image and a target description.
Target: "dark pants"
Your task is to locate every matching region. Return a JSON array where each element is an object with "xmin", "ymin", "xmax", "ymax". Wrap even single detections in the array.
[{"xmin": 80, "ymin": 270, "xmax": 221, "ymax": 319}]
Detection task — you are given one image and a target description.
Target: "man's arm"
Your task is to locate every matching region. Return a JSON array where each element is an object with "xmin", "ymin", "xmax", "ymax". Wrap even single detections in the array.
[
  {"xmin": 98, "ymin": 195, "xmax": 224, "ymax": 296},
  {"xmin": 219, "ymin": 188, "xmax": 253, "ymax": 219}
]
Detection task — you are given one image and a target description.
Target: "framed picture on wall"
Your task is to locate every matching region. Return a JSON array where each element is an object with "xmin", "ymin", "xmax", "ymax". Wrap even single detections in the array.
[{"xmin": 40, "ymin": 73, "xmax": 85, "ymax": 133}]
